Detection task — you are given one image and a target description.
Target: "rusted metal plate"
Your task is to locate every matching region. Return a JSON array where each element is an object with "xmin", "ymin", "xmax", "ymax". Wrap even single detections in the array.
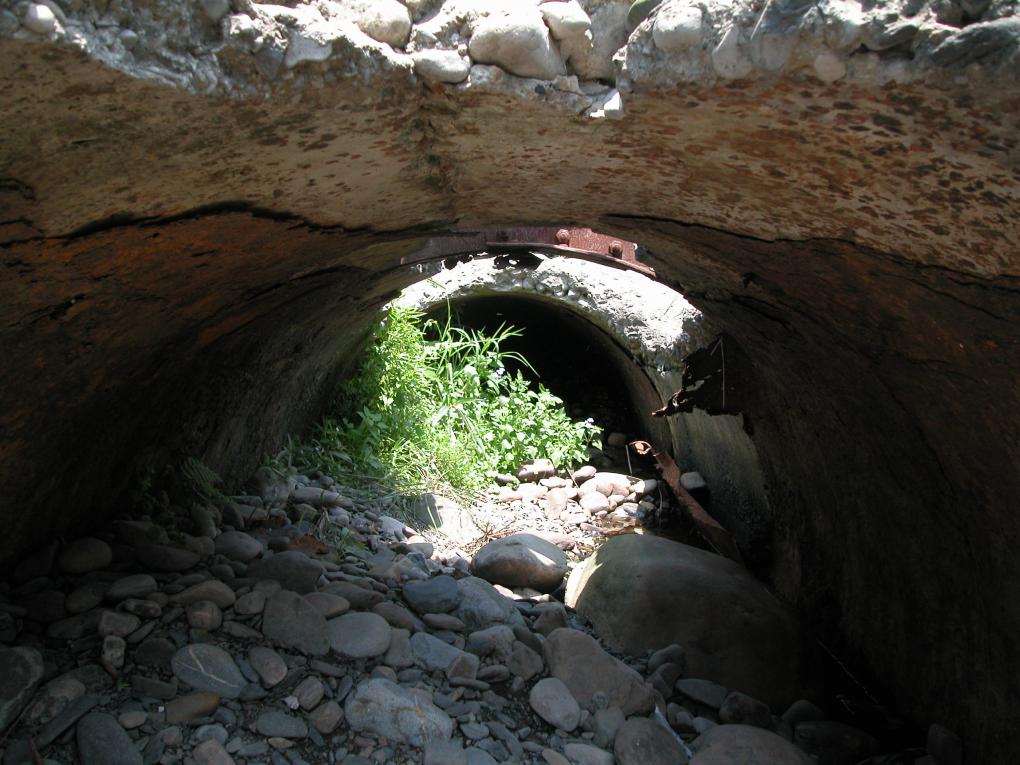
[
  {"xmin": 630, "ymin": 440, "xmax": 743, "ymax": 564},
  {"xmin": 400, "ymin": 227, "xmax": 653, "ymax": 278}
]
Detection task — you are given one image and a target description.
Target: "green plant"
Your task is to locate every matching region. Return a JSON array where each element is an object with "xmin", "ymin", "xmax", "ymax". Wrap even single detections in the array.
[{"xmin": 278, "ymin": 305, "xmax": 600, "ymax": 497}]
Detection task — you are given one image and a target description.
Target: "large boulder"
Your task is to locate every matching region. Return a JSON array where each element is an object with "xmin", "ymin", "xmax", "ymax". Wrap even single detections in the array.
[
  {"xmin": 468, "ymin": 7, "xmax": 568, "ymax": 80},
  {"xmin": 566, "ymin": 534, "xmax": 810, "ymax": 710},
  {"xmin": 470, "ymin": 533, "xmax": 569, "ymax": 593},
  {"xmin": 543, "ymin": 628, "xmax": 656, "ymax": 716},
  {"xmin": 691, "ymin": 724, "xmax": 815, "ymax": 764}
]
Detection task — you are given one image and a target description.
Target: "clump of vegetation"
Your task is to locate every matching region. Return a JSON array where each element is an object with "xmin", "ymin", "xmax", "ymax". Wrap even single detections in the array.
[{"xmin": 275, "ymin": 305, "xmax": 600, "ymax": 497}]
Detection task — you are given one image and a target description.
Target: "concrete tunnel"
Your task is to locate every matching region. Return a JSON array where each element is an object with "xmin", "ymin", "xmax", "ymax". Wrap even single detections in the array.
[{"xmin": 1, "ymin": 0, "xmax": 1019, "ymax": 761}]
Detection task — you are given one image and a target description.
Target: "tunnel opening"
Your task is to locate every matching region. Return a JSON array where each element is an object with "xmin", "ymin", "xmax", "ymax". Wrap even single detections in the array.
[{"xmin": 423, "ymin": 294, "xmax": 658, "ymax": 457}]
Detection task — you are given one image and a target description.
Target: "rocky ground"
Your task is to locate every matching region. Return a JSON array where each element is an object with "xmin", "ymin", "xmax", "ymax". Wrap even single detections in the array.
[{"xmin": 0, "ymin": 443, "xmax": 957, "ymax": 765}]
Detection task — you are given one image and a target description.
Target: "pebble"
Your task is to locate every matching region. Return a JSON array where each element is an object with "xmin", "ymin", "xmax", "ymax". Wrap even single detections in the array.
[
  {"xmin": 262, "ymin": 589, "xmax": 330, "ymax": 655},
  {"xmin": 187, "ymin": 600, "xmax": 224, "ymax": 630},
  {"xmin": 193, "ymin": 738, "xmax": 237, "ymax": 765},
  {"xmin": 402, "ymin": 574, "xmax": 461, "ymax": 614},
  {"xmin": 344, "ymin": 678, "xmax": 453, "ymax": 747},
  {"xmin": 328, "ymin": 612, "xmax": 392, "ymax": 658},
  {"xmin": 76, "ymin": 711, "xmax": 142, "ymax": 765},
  {"xmin": 171, "ymin": 644, "xmax": 246, "ymax": 698},
  {"xmin": 98, "ymin": 610, "xmax": 140, "ymax": 638},
  {"xmin": 246, "ymin": 551, "xmax": 324, "ymax": 593},
  {"xmin": 304, "ymin": 591, "xmax": 350, "ymax": 617},
  {"xmin": 529, "ymin": 677, "xmax": 580, "ymax": 732},
  {"xmin": 256, "ymin": 710, "xmax": 308, "ymax": 738},
  {"xmin": 22, "ymin": 4, "xmax": 56, "ymax": 35},
  {"xmin": 165, "ymin": 692, "xmax": 220, "ymax": 723},
  {"xmin": 249, "ymin": 646, "xmax": 288, "ymax": 687},
  {"xmin": 214, "ymin": 530, "xmax": 262, "ymax": 562}
]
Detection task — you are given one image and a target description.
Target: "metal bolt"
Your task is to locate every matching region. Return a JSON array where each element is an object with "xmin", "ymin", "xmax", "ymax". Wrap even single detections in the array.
[
  {"xmin": 609, "ymin": 241, "xmax": 624, "ymax": 256},
  {"xmin": 555, "ymin": 229, "xmax": 571, "ymax": 244}
]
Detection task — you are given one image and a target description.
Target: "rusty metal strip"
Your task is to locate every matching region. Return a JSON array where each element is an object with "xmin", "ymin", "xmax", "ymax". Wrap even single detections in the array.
[
  {"xmin": 400, "ymin": 227, "xmax": 655, "ymax": 279},
  {"xmin": 629, "ymin": 440, "xmax": 743, "ymax": 564}
]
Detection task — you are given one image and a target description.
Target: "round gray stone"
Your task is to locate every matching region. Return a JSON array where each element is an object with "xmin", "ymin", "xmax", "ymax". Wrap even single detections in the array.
[
  {"xmin": 76, "ymin": 712, "xmax": 142, "ymax": 764},
  {"xmin": 327, "ymin": 611, "xmax": 392, "ymax": 658}
]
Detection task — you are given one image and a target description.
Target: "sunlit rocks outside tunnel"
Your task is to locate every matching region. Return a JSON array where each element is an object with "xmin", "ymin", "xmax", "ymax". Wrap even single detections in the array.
[{"xmin": 1, "ymin": 0, "xmax": 1019, "ymax": 763}]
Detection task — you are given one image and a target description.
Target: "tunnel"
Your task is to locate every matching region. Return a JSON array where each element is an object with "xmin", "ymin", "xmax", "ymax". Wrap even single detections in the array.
[{"xmin": 2, "ymin": 0, "xmax": 1019, "ymax": 762}]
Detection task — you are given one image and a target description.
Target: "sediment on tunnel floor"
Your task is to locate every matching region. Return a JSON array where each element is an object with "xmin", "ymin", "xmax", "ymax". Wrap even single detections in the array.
[{"xmin": 2, "ymin": 0, "xmax": 1020, "ymax": 760}]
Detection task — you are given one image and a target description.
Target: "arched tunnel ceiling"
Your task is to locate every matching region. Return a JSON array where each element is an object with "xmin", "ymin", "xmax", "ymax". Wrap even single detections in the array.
[{"xmin": 2, "ymin": 1, "xmax": 1020, "ymax": 761}]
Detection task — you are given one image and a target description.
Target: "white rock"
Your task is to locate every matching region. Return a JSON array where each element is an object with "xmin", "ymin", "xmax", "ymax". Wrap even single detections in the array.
[
  {"xmin": 413, "ymin": 49, "xmax": 471, "ymax": 83},
  {"xmin": 349, "ymin": 0, "xmax": 412, "ymax": 48},
  {"xmin": 286, "ymin": 28, "xmax": 334, "ymax": 69},
  {"xmin": 468, "ymin": 8, "xmax": 567, "ymax": 80},
  {"xmin": 653, "ymin": 2, "xmax": 703, "ymax": 51},
  {"xmin": 711, "ymin": 25, "xmax": 754, "ymax": 80},
  {"xmin": 812, "ymin": 50, "xmax": 847, "ymax": 82},
  {"xmin": 23, "ymin": 3, "xmax": 56, "ymax": 35},
  {"xmin": 680, "ymin": 471, "xmax": 706, "ymax": 491},
  {"xmin": 539, "ymin": 1, "xmax": 592, "ymax": 40},
  {"xmin": 200, "ymin": 0, "xmax": 230, "ymax": 23}
]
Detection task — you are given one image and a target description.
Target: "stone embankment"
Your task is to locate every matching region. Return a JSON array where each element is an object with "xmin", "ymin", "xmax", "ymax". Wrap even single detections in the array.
[{"xmin": 0, "ymin": 453, "xmax": 956, "ymax": 765}]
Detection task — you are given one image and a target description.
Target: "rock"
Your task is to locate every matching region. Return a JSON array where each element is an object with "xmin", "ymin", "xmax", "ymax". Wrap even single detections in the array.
[
  {"xmin": 173, "ymin": 579, "xmax": 236, "ymax": 608},
  {"xmin": 719, "ymin": 691, "xmax": 773, "ymax": 729},
  {"xmin": 187, "ymin": 600, "xmax": 223, "ymax": 630},
  {"xmin": 471, "ymin": 533, "xmax": 568, "ymax": 593},
  {"xmin": 532, "ymin": 601, "xmax": 568, "ymax": 636},
  {"xmin": 426, "ymin": 741, "xmax": 468, "ymax": 765},
  {"xmin": 23, "ymin": 3, "xmax": 56, "ymax": 35},
  {"xmin": 529, "ymin": 677, "xmax": 580, "ymax": 732},
  {"xmin": 256, "ymin": 710, "xmax": 307, "ymax": 738},
  {"xmin": 262, "ymin": 589, "xmax": 330, "ymax": 655},
  {"xmin": 564, "ymin": 742, "xmax": 614, "ymax": 765},
  {"xmin": 508, "ymin": 641, "xmax": 543, "ymax": 680},
  {"xmin": 691, "ymin": 724, "xmax": 814, "ymax": 764},
  {"xmin": 593, "ymin": 706, "xmax": 626, "ymax": 749},
  {"xmin": 248, "ymin": 646, "xmax": 288, "ymax": 688},
  {"xmin": 118, "ymin": 709, "xmax": 146, "ymax": 729},
  {"xmin": 782, "ymin": 699, "xmax": 824, "ymax": 725},
  {"xmin": 247, "ymin": 551, "xmax": 324, "ymax": 593},
  {"xmin": 454, "ymin": 576, "xmax": 525, "ymax": 630},
  {"xmin": 67, "ymin": 582, "xmax": 106, "ymax": 613},
  {"xmin": 135, "ymin": 543, "xmax": 201, "ymax": 572},
  {"xmin": 648, "ymin": 643, "xmax": 685, "ymax": 673},
  {"xmin": 101, "ymin": 635, "xmax": 126, "ymax": 671},
  {"xmin": 349, "ymin": 0, "xmax": 411, "ymax": 47},
  {"xmin": 0, "ymin": 647, "xmax": 45, "ymax": 733},
  {"xmin": 344, "ymin": 678, "xmax": 453, "ymax": 746},
  {"xmin": 403, "ymin": 575, "xmax": 461, "ymax": 614},
  {"xmin": 171, "ymin": 644, "xmax": 246, "ymax": 699},
  {"xmin": 322, "ymin": 581, "xmax": 385, "ymax": 609},
  {"xmin": 579, "ymin": 493, "xmax": 610, "ymax": 515},
  {"xmin": 615, "ymin": 716, "xmax": 688, "ymax": 765},
  {"xmin": 97, "ymin": 610, "xmax": 140, "ymax": 638},
  {"xmin": 468, "ymin": 7, "xmax": 567, "ymax": 80},
  {"xmin": 793, "ymin": 720, "xmax": 878, "ymax": 765},
  {"xmin": 214, "ymin": 531, "xmax": 262, "ymax": 562},
  {"xmin": 466, "ymin": 624, "xmax": 516, "ymax": 661},
  {"xmin": 309, "ymin": 699, "xmax": 343, "ymax": 734},
  {"xmin": 106, "ymin": 574, "xmax": 157, "ymax": 602},
  {"xmin": 290, "ymin": 486, "xmax": 343, "ymax": 506},
  {"xmin": 234, "ymin": 590, "xmax": 266, "ymax": 615},
  {"xmin": 193, "ymin": 738, "xmax": 235, "ymax": 765},
  {"xmin": 410, "ymin": 631, "xmax": 468, "ymax": 672},
  {"xmin": 24, "ymin": 675, "xmax": 86, "ymax": 726},
  {"xmin": 566, "ymin": 535, "xmax": 808, "ymax": 709},
  {"xmin": 676, "ymin": 679, "xmax": 729, "ymax": 710},
  {"xmin": 540, "ymin": 1, "xmax": 592, "ymax": 39},
  {"xmin": 58, "ymin": 537, "xmax": 112, "ymax": 574},
  {"xmin": 653, "ymin": 1, "xmax": 703, "ymax": 51},
  {"xmin": 374, "ymin": 601, "xmax": 425, "ymax": 632},
  {"xmin": 543, "ymin": 628, "xmax": 655, "ymax": 716},
  {"xmin": 304, "ymin": 591, "xmax": 350, "ymax": 618},
  {"xmin": 165, "ymin": 692, "xmax": 219, "ymax": 723},
  {"xmin": 327, "ymin": 611, "xmax": 392, "ymax": 658},
  {"xmin": 76, "ymin": 712, "xmax": 142, "ymax": 764}
]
